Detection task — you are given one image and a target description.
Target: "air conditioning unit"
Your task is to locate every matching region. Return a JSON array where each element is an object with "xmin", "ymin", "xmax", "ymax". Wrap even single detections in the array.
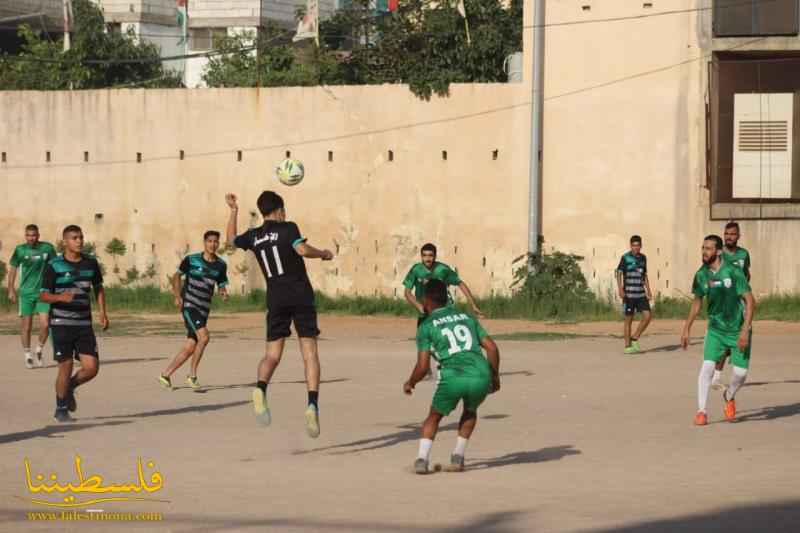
[{"xmin": 732, "ymin": 93, "xmax": 793, "ymax": 199}]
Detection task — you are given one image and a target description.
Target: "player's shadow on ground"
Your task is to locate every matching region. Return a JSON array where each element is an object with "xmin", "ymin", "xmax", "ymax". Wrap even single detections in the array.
[
  {"xmin": 735, "ymin": 401, "xmax": 800, "ymax": 423},
  {"xmin": 744, "ymin": 379, "xmax": 800, "ymax": 388},
  {"xmin": 646, "ymin": 340, "xmax": 703, "ymax": 353},
  {"xmin": 86, "ymin": 400, "xmax": 249, "ymax": 421},
  {"xmin": 101, "ymin": 356, "xmax": 169, "ymax": 366},
  {"xmin": 294, "ymin": 416, "xmax": 510, "ymax": 456},
  {"xmin": 585, "ymin": 499, "xmax": 800, "ymax": 533},
  {"xmin": 0, "ymin": 420, "xmax": 133, "ymax": 445},
  {"xmin": 184, "ymin": 378, "xmax": 350, "ymax": 393},
  {"xmin": 499, "ymin": 370, "xmax": 535, "ymax": 377},
  {"xmin": 468, "ymin": 445, "xmax": 581, "ymax": 470}
]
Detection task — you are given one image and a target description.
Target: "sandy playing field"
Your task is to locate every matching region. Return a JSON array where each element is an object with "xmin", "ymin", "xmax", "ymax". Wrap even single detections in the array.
[{"xmin": 1, "ymin": 312, "xmax": 799, "ymax": 532}]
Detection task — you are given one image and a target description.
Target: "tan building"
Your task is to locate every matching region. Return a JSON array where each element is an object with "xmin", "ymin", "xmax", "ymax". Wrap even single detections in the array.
[{"xmin": 1, "ymin": 0, "xmax": 799, "ymax": 299}]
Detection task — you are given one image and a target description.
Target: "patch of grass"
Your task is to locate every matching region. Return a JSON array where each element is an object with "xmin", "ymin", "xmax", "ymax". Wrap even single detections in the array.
[
  {"xmin": 492, "ymin": 331, "xmax": 595, "ymax": 341},
  {"xmin": 1, "ymin": 288, "xmax": 800, "ymax": 322}
]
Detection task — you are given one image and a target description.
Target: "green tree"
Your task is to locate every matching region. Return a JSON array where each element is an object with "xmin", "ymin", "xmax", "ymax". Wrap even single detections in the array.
[
  {"xmin": 0, "ymin": 0, "xmax": 183, "ymax": 90},
  {"xmin": 203, "ymin": 0, "xmax": 522, "ymax": 99},
  {"xmin": 104, "ymin": 238, "xmax": 127, "ymax": 274}
]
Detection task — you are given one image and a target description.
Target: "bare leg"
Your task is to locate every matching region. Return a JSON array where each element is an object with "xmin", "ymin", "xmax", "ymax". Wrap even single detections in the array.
[
  {"xmin": 298, "ymin": 337, "xmax": 320, "ymax": 392},
  {"xmin": 162, "ymin": 338, "xmax": 197, "ymax": 377},
  {"xmin": 55, "ymin": 358, "xmax": 74, "ymax": 401},
  {"xmin": 458, "ymin": 410, "xmax": 478, "ymax": 439},
  {"xmin": 258, "ymin": 338, "xmax": 286, "ymax": 384},
  {"xmin": 37, "ymin": 312, "xmax": 49, "ymax": 347},
  {"xmin": 20, "ymin": 315, "xmax": 32, "ymax": 350},
  {"xmin": 623, "ymin": 315, "xmax": 633, "ymax": 348},
  {"xmin": 72, "ymin": 354, "xmax": 99, "ymax": 387},
  {"xmin": 189, "ymin": 329, "xmax": 210, "ymax": 377},
  {"xmin": 421, "ymin": 408, "xmax": 444, "ymax": 440},
  {"xmin": 633, "ymin": 310, "xmax": 652, "ymax": 340}
]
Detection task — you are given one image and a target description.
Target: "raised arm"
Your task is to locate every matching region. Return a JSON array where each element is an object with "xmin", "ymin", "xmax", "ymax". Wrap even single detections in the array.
[{"xmin": 225, "ymin": 193, "xmax": 239, "ymax": 246}]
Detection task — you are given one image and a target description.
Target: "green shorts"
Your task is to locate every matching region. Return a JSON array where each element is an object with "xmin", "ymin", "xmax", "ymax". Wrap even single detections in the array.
[
  {"xmin": 431, "ymin": 370, "xmax": 490, "ymax": 416},
  {"xmin": 18, "ymin": 292, "xmax": 49, "ymax": 317},
  {"xmin": 703, "ymin": 328, "xmax": 752, "ymax": 369}
]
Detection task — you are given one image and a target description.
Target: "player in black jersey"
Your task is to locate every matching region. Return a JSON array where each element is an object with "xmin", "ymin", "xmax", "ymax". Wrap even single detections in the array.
[
  {"xmin": 226, "ymin": 191, "xmax": 334, "ymax": 438},
  {"xmin": 40, "ymin": 225, "xmax": 109, "ymax": 422}
]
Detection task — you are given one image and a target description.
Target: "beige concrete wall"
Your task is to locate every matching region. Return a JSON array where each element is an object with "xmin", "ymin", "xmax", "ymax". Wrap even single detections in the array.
[
  {"xmin": 0, "ymin": 85, "xmax": 531, "ymax": 298},
  {"xmin": 2, "ymin": 0, "xmax": 799, "ymax": 300},
  {"xmin": 540, "ymin": 0, "xmax": 800, "ymax": 298}
]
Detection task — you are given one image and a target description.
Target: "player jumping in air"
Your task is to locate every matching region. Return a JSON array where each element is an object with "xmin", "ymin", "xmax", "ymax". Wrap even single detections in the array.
[
  {"xmin": 6, "ymin": 224, "xmax": 57, "ymax": 368},
  {"xmin": 39, "ymin": 225, "xmax": 108, "ymax": 422},
  {"xmin": 159, "ymin": 231, "xmax": 229, "ymax": 390},
  {"xmin": 404, "ymin": 279, "xmax": 500, "ymax": 474},
  {"xmin": 226, "ymin": 191, "xmax": 333, "ymax": 438},
  {"xmin": 616, "ymin": 235, "xmax": 653, "ymax": 354},
  {"xmin": 681, "ymin": 235, "xmax": 755, "ymax": 426},
  {"xmin": 712, "ymin": 221, "xmax": 752, "ymax": 391}
]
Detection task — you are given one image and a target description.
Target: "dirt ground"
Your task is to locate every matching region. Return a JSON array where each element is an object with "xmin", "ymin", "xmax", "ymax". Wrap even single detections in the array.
[{"xmin": 1, "ymin": 312, "xmax": 799, "ymax": 532}]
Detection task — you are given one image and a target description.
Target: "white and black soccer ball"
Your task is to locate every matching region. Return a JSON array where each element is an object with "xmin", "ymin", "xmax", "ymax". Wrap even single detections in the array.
[{"xmin": 276, "ymin": 158, "xmax": 305, "ymax": 186}]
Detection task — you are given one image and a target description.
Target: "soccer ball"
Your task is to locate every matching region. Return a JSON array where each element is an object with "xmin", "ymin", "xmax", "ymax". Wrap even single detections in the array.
[{"xmin": 276, "ymin": 158, "xmax": 305, "ymax": 186}]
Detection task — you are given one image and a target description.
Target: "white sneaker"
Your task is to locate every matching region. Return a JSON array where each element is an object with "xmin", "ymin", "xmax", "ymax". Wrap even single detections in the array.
[
  {"xmin": 24, "ymin": 353, "xmax": 34, "ymax": 369},
  {"xmin": 35, "ymin": 347, "xmax": 44, "ymax": 367}
]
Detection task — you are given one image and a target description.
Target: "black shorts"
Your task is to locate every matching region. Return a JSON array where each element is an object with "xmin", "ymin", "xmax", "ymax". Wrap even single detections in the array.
[
  {"xmin": 52, "ymin": 326, "xmax": 98, "ymax": 362},
  {"xmin": 266, "ymin": 305, "xmax": 319, "ymax": 341},
  {"xmin": 623, "ymin": 298, "xmax": 651, "ymax": 316},
  {"xmin": 182, "ymin": 308, "xmax": 208, "ymax": 341}
]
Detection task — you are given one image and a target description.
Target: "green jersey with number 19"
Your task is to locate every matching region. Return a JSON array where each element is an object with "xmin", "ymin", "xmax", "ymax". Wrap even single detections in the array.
[{"xmin": 416, "ymin": 307, "xmax": 491, "ymax": 378}]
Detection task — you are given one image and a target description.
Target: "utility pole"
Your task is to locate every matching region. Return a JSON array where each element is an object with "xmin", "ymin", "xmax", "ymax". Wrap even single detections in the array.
[
  {"xmin": 527, "ymin": 0, "xmax": 545, "ymax": 264},
  {"xmin": 62, "ymin": 0, "xmax": 72, "ymax": 52}
]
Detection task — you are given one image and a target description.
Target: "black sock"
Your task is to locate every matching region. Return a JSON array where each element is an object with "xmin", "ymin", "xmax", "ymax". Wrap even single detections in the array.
[
  {"xmin": 69, "ymin": 376, "xmax": 78, "ymax": 392},
  {"xmin": 631, "ymin": 337, "xmax": 638, "ymax": 342},
  {"xmin": 56, "ymin": 396, "xmax": 69, "ymax": 409},
  {"xmin": 257, "ymin": 381, "xmax": 268, "ymax": 394},
  {"xmin": 308, "ymin": 390, "xmax": 319, "ymax": 409}
]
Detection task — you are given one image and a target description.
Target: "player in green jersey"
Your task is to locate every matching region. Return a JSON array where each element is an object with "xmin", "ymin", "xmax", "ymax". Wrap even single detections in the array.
[
  {"xmin": 404, "ymin": 279, "xmax": 500, "ymax": 474},
  {"xmin": 6, "ymin": 224, "xmax": 57, "ymax": 369},
  {"xmin": 712, "ymin": 221, "xmax": 752, "ymax": 390},
  {"xmin": 403, "ymin": 243, "xmax": 484, "ymax": 326},
  {"xmin": 681, "ymin": 235, "xmax": 755, "ymax": 426}
]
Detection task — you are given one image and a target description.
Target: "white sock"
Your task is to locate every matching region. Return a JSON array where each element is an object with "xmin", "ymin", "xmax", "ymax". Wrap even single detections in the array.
[
  {"xmin": 453, "ymin": 436, "xmax": 469, "ymax": 456},
  {"xmin": 418, "ymin": 438, "xmax": 433, "ymax": 461},
  {"xmin": 36, "ymin": 344, "xmax": 44, "ymax": 354},
  {"xmin": 711, "ymin": 369, "xmax": 722, "ymax": 384},
  {"xmin": 698, "ymin": 360, "xmax": 716, "ymax": 412},
  {"xmin": 24, "ymin": 348, "xmax": 32, "ymax": 358},
  {"xmin": 727, "ymin": 366, "xmax": 748, "ymax": 399}
]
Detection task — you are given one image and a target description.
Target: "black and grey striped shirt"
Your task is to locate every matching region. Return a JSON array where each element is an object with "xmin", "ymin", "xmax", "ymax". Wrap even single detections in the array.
[
  {"xmin": 617, "ymin": 252, "xmax": 648, "ymax": 299},
  {"xmin": 41, "ymin": 255, "xmax": 103, "ymax": 327},
  {"xmin": 178, "ymin": 253, "xmax": 228, "ymax": 317}
]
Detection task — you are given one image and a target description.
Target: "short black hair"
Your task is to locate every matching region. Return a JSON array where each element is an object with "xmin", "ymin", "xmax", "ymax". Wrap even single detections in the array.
[
  {"xmin": 421, "ymin": 243, "xmax": 437, "ymax": 256},
  {"xmin": 204, "ymin": 230, "xmax": 220, "ymax": 241},
  {"xmin": 257, "ymin": 191, "xmax": 284, "ymax": 216},
  {"xmin": 25, "ymin": 224, "xmax": 39, "ymax": 232},
  {"xmin": 62, "ymin": 224, "xmax": 82, "ymax": 236},
  {"xmin": 704, "ymin": 234, "xmax": 723, "ymax": 250},
  {"xmin": 630, "ymin": 235, "xmax": 642, "ymax": 245},
  {"xmin": 424, "ymin": 279, "xmax": 448, "ymax": 307},
  {"xmin": 725, "ymin": 221, "xmax": 740, "ymax": 231}
]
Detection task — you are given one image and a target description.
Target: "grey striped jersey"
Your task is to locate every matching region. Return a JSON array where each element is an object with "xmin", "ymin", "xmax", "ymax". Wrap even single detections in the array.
[
  {"xmin": 616, "ymin": 252, "xmax": 648, "ymax": 299},
  {"xmin": 41, "ymin": 255, "xmax": 103, "ymax": 327},
  {"xmin": 178, "ymin": 253, "xmax": 229, "ymax": 317}
]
